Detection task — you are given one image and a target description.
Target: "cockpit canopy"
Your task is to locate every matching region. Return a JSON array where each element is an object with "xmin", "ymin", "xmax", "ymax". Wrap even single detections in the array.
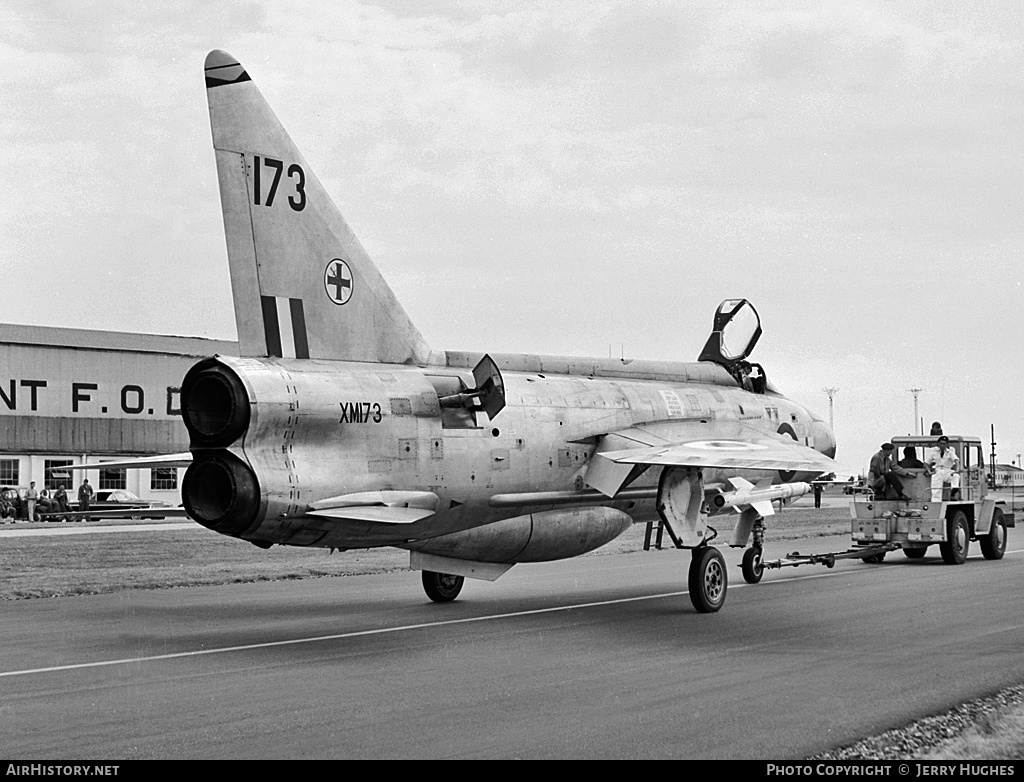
[{"xmin": 698, "ymin": 299, "xmax": 768, "ymax": 393}]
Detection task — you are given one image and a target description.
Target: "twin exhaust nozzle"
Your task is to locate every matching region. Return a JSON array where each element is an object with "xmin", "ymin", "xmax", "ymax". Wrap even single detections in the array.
[
  {"xmin": 181, "ymin": 359, "xmax": 251, "ymax": 447},
  {"xmin": 180, "ymin": 359, "xmax": 259, "ymax": 535}
]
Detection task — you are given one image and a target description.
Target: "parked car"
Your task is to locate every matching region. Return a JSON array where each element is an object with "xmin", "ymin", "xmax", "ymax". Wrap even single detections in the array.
[
  {"xmin": 843, "ymin": 480, "xmax": 867, "ymax": 495},
  {"xmin": 74, "ymin": 489, "xmax": 172, "ymax": 519}
]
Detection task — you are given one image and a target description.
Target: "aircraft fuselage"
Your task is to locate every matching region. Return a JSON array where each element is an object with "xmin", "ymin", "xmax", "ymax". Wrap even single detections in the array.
[{"xmin": 181, "ymin": 352, "xmax": 835, "ymax": 553}]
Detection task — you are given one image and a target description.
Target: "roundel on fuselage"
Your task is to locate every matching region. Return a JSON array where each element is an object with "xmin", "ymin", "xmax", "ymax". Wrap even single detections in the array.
[{"xmin": 777, "ymin": 422, "xmax": 798, "ymax": 482}]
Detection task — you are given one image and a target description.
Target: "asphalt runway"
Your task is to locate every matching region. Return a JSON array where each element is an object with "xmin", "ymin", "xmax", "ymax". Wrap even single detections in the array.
[{"xmin": 2, "ymin": 535, "xmax": 1022, "ymax": 759}]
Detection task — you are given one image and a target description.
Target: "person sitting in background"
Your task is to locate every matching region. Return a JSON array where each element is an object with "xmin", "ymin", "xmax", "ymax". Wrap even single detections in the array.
[
  {"xmin": 898, "ymin": 446, "xmax": 924, "ymax": 469},
  {"xmin": 53, "ymin": 485, "xmax": 70, "ymax": 521},
  {"xmin": 0, "ymin": 492, "xmax": 14, "ymax": 521},
  {"xmin": 36, "ymin": 488, "xmax": 52, "ymax": 517}
]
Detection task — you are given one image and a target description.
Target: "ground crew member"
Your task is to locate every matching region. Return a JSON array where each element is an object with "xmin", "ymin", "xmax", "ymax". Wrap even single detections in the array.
[
  {"xmin": 868, "ymin": 443, "xmax": 911, "ymax": 501},
  {"xmin": 26, "ymin": 481, "xmax": 38, "ymax": 522},
  {"xmin": 78, "ymin": 479, "xmax": 94, "ymax": 520},
  {"xmin": 927, "ymin": 436, "xmax": 960, "ymax": 501},
  {"xmin": 898, "ymin": 446, "xmax": 924, "ymax": 469}
]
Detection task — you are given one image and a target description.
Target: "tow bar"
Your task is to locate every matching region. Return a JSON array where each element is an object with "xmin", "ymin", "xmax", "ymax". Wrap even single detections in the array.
[{"xmin": 761, "ymin": 542, "xmax": 901, "ymax": 571}]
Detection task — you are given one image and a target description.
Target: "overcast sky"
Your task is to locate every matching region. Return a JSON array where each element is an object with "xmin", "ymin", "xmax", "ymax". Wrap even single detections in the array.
[{"xmin": 2, "ymin": 0, "xmax": 1022, "ymax": 475}]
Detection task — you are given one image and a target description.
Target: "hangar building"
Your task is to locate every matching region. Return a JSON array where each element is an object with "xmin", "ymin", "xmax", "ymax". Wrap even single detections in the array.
[{"xmin": 0, "ymin": 324, "xmax": 236, "ymax": 503}]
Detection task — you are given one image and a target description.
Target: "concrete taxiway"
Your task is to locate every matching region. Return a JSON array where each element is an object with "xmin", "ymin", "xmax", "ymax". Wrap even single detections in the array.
[{"xmin": 2, "ymin": 534, "xmax": 1021, "ymax": 759}]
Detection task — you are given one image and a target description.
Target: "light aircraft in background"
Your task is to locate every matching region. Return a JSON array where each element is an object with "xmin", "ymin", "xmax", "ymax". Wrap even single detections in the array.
[{"xmin": 68, "ymin": 50, "xmax": 837, "ymax": 613}]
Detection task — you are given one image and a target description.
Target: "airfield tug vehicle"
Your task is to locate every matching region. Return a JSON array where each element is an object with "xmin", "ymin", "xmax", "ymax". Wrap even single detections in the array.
[{"xmin": 743, "ymin": 435, "xmax": 1013, "ymax": 580}]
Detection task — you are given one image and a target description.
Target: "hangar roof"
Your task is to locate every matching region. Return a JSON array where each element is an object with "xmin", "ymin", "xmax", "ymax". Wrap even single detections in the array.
[{"xmin": 0, "ymin": 323, "xmax": 238, "ymax": 357}]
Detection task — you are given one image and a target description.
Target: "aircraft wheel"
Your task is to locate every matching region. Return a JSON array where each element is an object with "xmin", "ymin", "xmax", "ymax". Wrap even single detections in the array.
[
  {"xmin": 903, "ymin": 547, "xmax": 927, "ymax": 559},
  {"xmin": 741, "ymin": 547, "xmax": 764, "ymax": 584},
  {"xmin": 688, "ymin": 547, "xmax": 727, "ymax": 613},
  {"xmin": 861, "ymin": 552, "xmax": 886, "ymax": 564},
  {"xmin": 980, "ymin": 508, "xmax": 1007, "ymax": 561},
  {"xmin": 422, "ymin": 571, "xmax": 464, "ymax": 603},
  {"xmin": 940, "ymin": 510, "xmax": 969, "ymax": 565}
]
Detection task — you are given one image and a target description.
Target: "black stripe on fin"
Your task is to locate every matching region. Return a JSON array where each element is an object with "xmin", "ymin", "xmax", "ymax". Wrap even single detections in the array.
[
  {"xmin": 204, "ymin": 71, "xmax": 250, "ymax": 89},
  {"xmin": 290, "ymin": 298, "xmax": 310, "ymax": 359},
  {"xmin": 261, "ymin": 296, "xmax": 283, "ymax": 357}
]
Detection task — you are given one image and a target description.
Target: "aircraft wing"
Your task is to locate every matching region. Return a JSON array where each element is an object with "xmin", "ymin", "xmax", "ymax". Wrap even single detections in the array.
[
  {"xmin": 38, "ymin": 507, "xmax": 189, "ymax": 520},
  {"xmin": 54, "ymin": 453, "xmax": 194, "ymax": 470},
  {"xmin": 598, "ymin": 420, "xmax": 837, "ymax": 472}
]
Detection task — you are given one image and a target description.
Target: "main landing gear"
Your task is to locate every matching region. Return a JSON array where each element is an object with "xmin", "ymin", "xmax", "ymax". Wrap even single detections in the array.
[
  {"xmin": 422, "ymin": 571, "xmax": 465, "ymax": 603},
  {"xmin": 656, "ymin": 465, "xmax": 735, "ymax": 613},
  {"xmin": 688, "ymin": 545, "xmax": 727, "ymax": 613}
]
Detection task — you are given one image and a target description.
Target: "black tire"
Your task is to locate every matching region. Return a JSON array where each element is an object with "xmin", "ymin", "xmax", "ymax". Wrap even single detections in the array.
[
  {"xmin": 688, "ymin": 547, "xmax": 727, "ymax": 613},
  {"xmin": 741, "ymin": 547, "xmax": 764, "ymax": 584},
  {"xmin": 940, "ymin": 510, "xmax": 969, "ymax": 565},
  {"xmin": 980, "ymin": 508, "xmax": 1007, "ymax": 561},
  {"xmin": 861, "ymin": 552, "xmax": 886, "ymax": 564},
  {"xmin": 422, "ymin": 571, "xmax": 464, "ymax": 603},
  {"xmin": 903, "ymin": 547, "xmax": 927, "ymax": 559}
]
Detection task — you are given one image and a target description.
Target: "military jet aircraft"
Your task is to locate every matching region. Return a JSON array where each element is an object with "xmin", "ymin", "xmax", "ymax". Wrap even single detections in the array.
[{"xmin": 70, "ymin": 51, "xmax": 838, "ymax": 613}]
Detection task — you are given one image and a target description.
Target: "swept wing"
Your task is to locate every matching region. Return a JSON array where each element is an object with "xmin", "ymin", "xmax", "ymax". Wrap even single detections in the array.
[
  {"xmin": 55, "ymin": 453, "xmax": 194, "ymax": 471},
  {"xmin": 597, "ymin": 420, "xmax": 836, "ymax": 472}
]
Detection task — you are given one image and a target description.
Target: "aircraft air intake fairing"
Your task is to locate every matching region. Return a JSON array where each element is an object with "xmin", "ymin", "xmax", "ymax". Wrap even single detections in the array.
[{"xmin": 82, "ymin": 51, "xmax": 838, "ymax": 614}]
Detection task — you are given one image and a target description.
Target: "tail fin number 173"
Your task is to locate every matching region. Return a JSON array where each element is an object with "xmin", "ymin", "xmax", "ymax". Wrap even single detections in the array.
[{"xmin": 252, "ymin": 155, "xmax": 306, "ymax": 211}]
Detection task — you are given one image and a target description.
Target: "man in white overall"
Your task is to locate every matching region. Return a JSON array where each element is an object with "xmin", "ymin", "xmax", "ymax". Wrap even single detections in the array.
[{"xmin": 927, "ymin": 435, "xmax": 960, "ymax": 502}]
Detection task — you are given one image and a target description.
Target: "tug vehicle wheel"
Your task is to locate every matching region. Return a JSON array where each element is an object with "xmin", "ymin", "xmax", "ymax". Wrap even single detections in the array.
[
  {"xmin": 940, "ymin": 511, "xmax": 969, "ymax": 565},
  {"xmin": 980, "ymin": 508, "xmax": 1007, "ymax": 561}
]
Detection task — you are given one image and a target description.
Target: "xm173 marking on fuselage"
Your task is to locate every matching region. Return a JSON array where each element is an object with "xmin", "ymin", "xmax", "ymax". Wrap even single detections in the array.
[{"xmin": 339, "ymin": 401, "xmax": 383, "ymax": 424}]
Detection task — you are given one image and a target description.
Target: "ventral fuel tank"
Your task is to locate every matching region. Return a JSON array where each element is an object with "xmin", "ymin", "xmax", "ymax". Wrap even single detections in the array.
[{"xmin": 403, "ymin": 506, "xmax": 633, "ymax": 563}]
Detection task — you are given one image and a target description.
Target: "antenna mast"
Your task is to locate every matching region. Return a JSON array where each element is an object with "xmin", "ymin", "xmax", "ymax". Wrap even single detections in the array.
[{"xmin": 908, "ymin": 388, "xmax": 923, "ymax": 435}]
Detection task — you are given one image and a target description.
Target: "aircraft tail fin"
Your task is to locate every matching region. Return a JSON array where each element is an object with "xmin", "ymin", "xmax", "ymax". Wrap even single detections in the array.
[{"xmin": 204, "ymin": 50, "xmax": 435, "ymax": 365}]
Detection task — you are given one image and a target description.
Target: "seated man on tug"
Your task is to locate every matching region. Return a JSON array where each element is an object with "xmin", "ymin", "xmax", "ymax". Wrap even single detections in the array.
[{"xmin": 868, "ymin": 442, "xmax": 912, "ymax": 501}]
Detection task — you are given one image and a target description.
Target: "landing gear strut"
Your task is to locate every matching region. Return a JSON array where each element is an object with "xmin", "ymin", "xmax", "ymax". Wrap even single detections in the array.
[
  {"xmin": 740, "ymin": 516, "xmax": 765, "ymax": 584},
  {"xmin": 657, "ymin": 466, "xmax": 729, "ymax": 613}
]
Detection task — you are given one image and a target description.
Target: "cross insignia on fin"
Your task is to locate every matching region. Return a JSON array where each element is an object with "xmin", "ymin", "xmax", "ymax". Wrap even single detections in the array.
[{"xmin": 325, "ymin": 259, "xmax": 353, "ymax": 305}]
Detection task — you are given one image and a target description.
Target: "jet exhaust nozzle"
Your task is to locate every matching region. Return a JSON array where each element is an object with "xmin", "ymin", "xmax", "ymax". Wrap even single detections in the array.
[
  {"xmin": 183, "ymin": 451, "xmax": 261, "ymax": 536},
  {"xmin": 181, "ymin": 359, "xmax": 251, "ymax": 447}
]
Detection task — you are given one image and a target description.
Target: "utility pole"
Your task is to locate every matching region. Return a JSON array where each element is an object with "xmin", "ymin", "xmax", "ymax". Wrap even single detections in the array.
[
  {"xmin": 990, "ymin": 424, "xmax": 997, "ymax": 489},
  {"xmin": 908, "ymin": 388, "xmax": 923, "ymax": 435},
  {"xmin": 823, "ymin": 387, "xmax": 838, "ymax": 432}
]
